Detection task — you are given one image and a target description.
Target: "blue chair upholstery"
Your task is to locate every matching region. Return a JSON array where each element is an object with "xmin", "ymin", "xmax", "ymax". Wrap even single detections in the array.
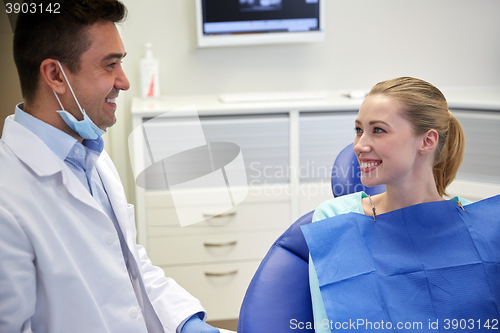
[
  {"xmin": 237, "ymin": 211, "xmax": 314, "ymax": 333},
  {"xmin": 237, "ymin": 143, "xmax": 386, "ymax": 333}
]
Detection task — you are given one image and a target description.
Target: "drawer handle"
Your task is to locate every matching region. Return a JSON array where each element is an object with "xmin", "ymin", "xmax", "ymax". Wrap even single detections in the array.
[
  {"xmin": 203, "ymin": 211, "xmax": 237, "ymax": 219},
  {"xmin": 204, "ymin": 240, "xmax": 238, "ymax": 248},
  {"xmin": 205, "ymin": 270, "xmax": 238, "ymax": 277}
]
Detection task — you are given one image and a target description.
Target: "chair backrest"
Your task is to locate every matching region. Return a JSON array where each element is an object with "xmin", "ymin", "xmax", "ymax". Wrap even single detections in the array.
[
  {"xmin": 237, "ymin": 143, "xmax": 385, "ymax": 333},
  {"xmin": 237, "ymin": 211, "xmax": 314, "ymax": 333},
  {"xmin": 331, "ymin": 143, "xmax": 386, "ymax": 197}
]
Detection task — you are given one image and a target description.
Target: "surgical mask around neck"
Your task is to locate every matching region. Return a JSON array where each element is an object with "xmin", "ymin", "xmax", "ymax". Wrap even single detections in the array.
[{"xmin": 53, "ymin": 60, "xmax": 105, "ymax": 140}]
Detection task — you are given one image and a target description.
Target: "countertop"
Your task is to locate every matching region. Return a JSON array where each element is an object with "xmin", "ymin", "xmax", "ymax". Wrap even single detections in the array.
[{"xmin": 131, "ymin": 86, "xmax": 500, "ymax": 117}]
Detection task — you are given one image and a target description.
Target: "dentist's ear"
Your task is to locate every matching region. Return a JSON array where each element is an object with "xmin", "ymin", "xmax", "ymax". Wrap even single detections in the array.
[
  {"xmin": 40, "ymin": 59, "xmax": 66, "ymax": 95},
  {"xmin": 419, "ymin": 129, "xmax": 439, "ymax": 155}
]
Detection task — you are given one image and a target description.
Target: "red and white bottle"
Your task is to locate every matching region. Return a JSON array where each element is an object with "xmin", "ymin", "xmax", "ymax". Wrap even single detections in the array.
[{"xmin": 140, "ymin": 43, "xmax": 160, "ymax": 98}]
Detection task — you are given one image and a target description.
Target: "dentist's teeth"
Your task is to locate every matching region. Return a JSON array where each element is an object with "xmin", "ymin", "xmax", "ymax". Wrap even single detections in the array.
[{"xmin": 105, "ymin": 98, "xmax": 116, "ymax": 103}]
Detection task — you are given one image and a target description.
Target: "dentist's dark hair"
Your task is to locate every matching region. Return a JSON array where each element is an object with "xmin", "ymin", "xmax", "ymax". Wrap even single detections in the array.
[
  {"xmin": 367, "ymin": 77, "xmax": 465, "ymax": 197},
  {"xmin": 13, "ymin": 0, "xmax": 127, "ymax": 103}
]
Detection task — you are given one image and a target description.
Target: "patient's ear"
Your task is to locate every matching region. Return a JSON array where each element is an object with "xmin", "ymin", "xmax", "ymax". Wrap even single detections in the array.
[
  {"xmin": 419, "ymin": 129, "xmax": 439, "ymax": 155},
  {"xmin": 40, "ymin": 59, "xmax": 66, "ymax": 94}
]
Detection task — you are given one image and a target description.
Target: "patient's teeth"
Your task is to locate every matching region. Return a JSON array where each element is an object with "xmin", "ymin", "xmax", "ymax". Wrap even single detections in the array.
[{"xmin": 362, "ymin": 162, "xmax": 380, "ymax": 168}]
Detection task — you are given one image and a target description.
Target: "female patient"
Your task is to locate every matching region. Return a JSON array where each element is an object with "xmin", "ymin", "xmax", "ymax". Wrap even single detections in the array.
[{"xmin": 302, "ymin": 77, "xmax": 500, "ymax": 332}]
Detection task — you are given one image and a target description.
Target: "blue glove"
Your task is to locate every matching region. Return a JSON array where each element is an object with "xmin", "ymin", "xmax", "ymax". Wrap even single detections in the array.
[{"xmin": 181, "ymin": 315, "xmax": 220, "ymax": 333}]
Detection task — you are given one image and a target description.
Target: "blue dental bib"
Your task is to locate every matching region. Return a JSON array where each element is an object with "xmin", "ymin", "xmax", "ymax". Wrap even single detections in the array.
[{"xmin": 301, "ymin": 195, "xmax": 500, "ymax": 332}]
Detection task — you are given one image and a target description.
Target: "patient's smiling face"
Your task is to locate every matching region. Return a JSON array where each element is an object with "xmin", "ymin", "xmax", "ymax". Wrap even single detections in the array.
[{"xmin": 353, "ymin": 94, "xmax": 424, "ymax": 189}]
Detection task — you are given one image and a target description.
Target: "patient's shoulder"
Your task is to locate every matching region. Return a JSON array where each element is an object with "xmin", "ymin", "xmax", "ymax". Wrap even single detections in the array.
[
  {"xmin": 312, "ymin": 192, "xmax": 365, "ymax": 223},
  {"xmin": 449, "ymin": 196, "xmax": 473, "ymax": 206}
]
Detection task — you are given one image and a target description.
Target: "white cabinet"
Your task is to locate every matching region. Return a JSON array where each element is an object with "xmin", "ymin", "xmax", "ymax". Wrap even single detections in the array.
[
  {"xmin": 299, "ymin": 112, "xmax": 358, "ymax": 183},
  {"xmin": 130, "ymin": 89, "xmax": 500, "ymax": 320},
  {"xmin": 452, "ymin": 110, "xmax": 500, "ymax": 184},
  {"xmin": 130, "ymin": 93, "xmax": 362, "ymax": 320},
  {"xmin": 144, "ymin": 187, "xmax": 289, "ymax": 320},
  {"xmin": 163, "ymin": 261, "xmax": 261, "ymax": 321}
]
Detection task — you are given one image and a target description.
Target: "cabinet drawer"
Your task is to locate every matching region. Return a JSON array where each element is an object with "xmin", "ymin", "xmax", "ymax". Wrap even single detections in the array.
[
  {"xmin": 162, "ymin": 261, "xmax": 260, "ymax": 321},
  {"xmin": 147, "ymin": 188, "xmax": 290, "ymax": 236},
  {"xmin": 149, "ymin": 229, "xmax": 283, "ymax": 266},
  {"xmin": 139, "ymin": 114, "xmax": 290, "ymax": 190}
]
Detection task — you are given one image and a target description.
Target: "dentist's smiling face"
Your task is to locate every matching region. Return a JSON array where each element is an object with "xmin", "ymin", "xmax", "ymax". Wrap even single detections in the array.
[
  {"xmin": 62, "ymin": 21, "xmax": 130, "ymax": 131},
  {"xmin": 353, "ymin": 94, "xmax": 423, "ymax": 188}
]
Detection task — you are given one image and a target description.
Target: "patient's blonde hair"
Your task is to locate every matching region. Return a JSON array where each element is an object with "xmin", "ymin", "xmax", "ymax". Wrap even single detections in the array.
[{"xmin": 368, "ymin": 77, "xmax": 465, "ymax": 197}]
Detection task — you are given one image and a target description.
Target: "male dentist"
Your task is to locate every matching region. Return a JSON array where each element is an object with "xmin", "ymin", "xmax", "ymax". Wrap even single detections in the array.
[{"xmin": 0, "ymin": 1, "xmax": 219, "ymax": 332}]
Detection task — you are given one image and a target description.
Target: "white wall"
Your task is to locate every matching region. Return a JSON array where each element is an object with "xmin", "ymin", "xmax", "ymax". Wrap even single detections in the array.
[
  {"xmin": 107, "ymin": 0, "xmax": 500, "ymax": 202},
  {"xmin": 0, "ymin": 9, "xmax": 23, "ymax": 137}
]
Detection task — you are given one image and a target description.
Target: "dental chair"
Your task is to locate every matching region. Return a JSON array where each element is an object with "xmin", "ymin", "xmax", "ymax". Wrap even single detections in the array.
[{"xmin": 237, "ymin": 143, "xmax": 385, "ymax": 333}]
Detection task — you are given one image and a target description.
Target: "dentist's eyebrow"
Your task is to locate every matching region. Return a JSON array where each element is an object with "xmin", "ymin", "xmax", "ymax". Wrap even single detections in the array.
[{"xmin": 103, "ymin": 52, "xmax": 127, "ymax": 61}]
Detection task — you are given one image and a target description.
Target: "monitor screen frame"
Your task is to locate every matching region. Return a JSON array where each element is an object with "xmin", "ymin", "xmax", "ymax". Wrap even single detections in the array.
[{"xmin": 195, "ymin": 0, "xmax": 325, "ymax": 48}]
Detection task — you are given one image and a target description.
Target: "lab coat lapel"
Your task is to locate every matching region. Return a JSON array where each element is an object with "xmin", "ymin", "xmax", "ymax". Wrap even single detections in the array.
[
  {"xmin": 63, "ymin": 167, "xmax": 107, "ymax": 215},
  {"xmin": 96, "ymin": 153, "xmax": 132, "ymax": 243},
  {"xmin": 2, "ymin": 116, "xmax": 104, "ymax": 214}
]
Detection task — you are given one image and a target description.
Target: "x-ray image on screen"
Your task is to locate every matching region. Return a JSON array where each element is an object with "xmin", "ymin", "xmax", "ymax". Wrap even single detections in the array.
[
  {"xmin": 197, "ymin": 0, "xmax": 324, "ymax": 47},
  {"xmin": 239, "ymin": 0, "xmax": 282, "ymax": 12}
]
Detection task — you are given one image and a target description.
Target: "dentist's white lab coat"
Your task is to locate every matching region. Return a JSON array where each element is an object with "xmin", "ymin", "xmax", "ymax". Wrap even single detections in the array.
[{"xmin": 0, "ymin": 115, "xmax": 205, "ymax": 333}]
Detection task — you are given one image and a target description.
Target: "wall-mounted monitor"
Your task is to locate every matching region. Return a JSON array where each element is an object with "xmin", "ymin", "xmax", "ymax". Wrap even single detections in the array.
[{"xmin": 196, "ymin": 0, "xmax": 325, "ymax": 48}]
